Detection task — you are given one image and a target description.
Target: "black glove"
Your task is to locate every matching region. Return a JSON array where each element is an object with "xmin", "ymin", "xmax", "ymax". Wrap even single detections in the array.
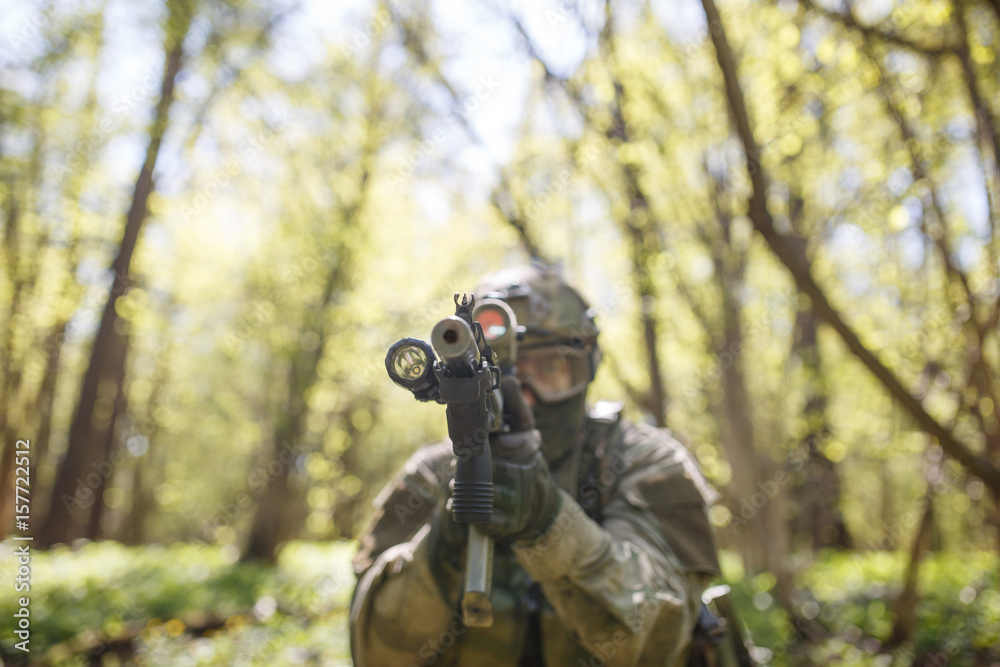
[{"xmin": 482, "ymin": 376, "xmax": 562, "ymax": 544}]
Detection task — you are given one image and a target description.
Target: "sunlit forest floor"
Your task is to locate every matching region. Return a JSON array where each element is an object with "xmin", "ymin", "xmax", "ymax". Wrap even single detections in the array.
[
  {"xmin": 0, "ymin": 542, "xmax": 995, "ymax": 666},
  {"xmin": 0, "ymin": 542, "xmax": 355, "ymax": 666}
]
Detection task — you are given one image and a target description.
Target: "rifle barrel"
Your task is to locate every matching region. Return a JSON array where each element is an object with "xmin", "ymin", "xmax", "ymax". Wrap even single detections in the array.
[{"xmin": 431, "ymin": 316, "xmax": 480, "ymax": 376}]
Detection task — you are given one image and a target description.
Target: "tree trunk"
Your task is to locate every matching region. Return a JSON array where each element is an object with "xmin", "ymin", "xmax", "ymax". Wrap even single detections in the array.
[
  {"xmin": 4, "ymin": 13, "xmax": 105, "ymax": 538},
  {"xmin": 0, "ymin": 152, "xmax": 38, "ymax": 534},
  {"xmin": 880, "ymin": 458, "xmax": 894, "ymax": 549},
  {"xmin": 242, "ymin": 355, "xmax": 308, "ymax": 562},
  {"xmin": 889, "ymin": 492, "xmax": 934, "ymax": 645},
  {"xmin": 241, "ymin": 51, "xmax": 385, "ymax": 561},
  {"xmin": 39, "ymin": 2, "xmax": 193, "ymax": 547},
  {"xmin": 717, "ymin": 241, "xmax": 793, "ymax": 583},
  {"xmin": 604, "ymin": 27, "xmax": 668, "ymax": 427},
  {"xmin": 26, "ymin": 323, "xmax": 68, "ymax": 532},
  {"xmin": 241, "ymin": 235, "xmax": 351, "ymax": 563},
  {"xmin": 787, "ymin": 237, "xmax": 851, "ymax": 550},
  {"xmin": 698, "ymin": 0, "xmax": 1000, "ymax": 493},
  {"xmin": 84, "ymin": 332, "xmax": 129, "ymax": 542},
  {"xmin": 716, "ymin": 302, "xmax": 770, "ymax": 571},
  {"xmin": 123, "ymin": 336, "xmax": 173, "ymax": 545},
  {"xmin": 331, "ymin": 402, "xmax": 373, "ymax": 539}
]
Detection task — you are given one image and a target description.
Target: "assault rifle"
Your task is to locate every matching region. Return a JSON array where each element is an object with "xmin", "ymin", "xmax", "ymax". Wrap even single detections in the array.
[{"xmin": 384, "ymin": 293, "xmax": 519, "ymax": 628}]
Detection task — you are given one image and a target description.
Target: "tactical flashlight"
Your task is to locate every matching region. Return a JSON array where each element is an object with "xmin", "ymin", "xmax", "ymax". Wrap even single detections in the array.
[{"xmin": 385, "ymin": 338, "xmax": 438, "ymax": 401}]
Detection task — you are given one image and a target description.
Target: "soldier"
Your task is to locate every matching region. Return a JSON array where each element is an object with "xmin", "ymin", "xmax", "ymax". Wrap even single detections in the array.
[{"xmin": 351, "ymin": 264, "xmax": 743, "ymax": 666}]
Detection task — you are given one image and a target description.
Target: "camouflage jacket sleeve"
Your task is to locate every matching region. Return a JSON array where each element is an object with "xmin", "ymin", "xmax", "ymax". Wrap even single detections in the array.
[
  {"xmin": 513, "ymin": 423, "xmax": 720, "ymax": 666},
  {"xmin": 350, "ymin": 442, "xmax": 461, "ymax": 667}
]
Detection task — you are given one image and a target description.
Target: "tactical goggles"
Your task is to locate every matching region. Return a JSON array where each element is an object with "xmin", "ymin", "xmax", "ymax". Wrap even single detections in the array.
[{"xmin": 514, "ymin": 345, "xmax": 591, "ymax": 403}]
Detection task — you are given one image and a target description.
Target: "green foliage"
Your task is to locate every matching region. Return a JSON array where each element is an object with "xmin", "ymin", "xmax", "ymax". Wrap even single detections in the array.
[
  {"xmin": 724, "ymin": 550, "xmax": 1000, "ymax": 665},
  {"xmin": 3, "ymin": 543, "xmax": 996, "ymax": 665},
  {"xmin": 2, "ymin": 0, "xmax": 999, "ymax": 662},
  {"xmin": 0, "ymin": 540, "xmax": 355, "ymax": 664},
  {"xmin": 2, "ymin": 0, "xmax": 996, "ymax": 553}
]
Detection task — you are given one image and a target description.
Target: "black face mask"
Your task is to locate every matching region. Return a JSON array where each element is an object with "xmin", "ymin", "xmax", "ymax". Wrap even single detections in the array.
[{"xmin": 532, "ymin": 392, "xmax": 588, "ymax": 464}]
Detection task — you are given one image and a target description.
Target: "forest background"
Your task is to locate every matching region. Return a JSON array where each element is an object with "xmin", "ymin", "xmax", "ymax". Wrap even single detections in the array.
[{"xmin": 1, "ymin": 0, "xmax": 999, "ymax": 664}]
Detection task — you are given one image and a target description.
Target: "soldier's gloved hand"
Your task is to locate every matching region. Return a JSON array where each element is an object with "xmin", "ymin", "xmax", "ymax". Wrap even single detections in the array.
[{"xmin": 483, "ymin": 375, "xmax": 563, "ymax": 545}]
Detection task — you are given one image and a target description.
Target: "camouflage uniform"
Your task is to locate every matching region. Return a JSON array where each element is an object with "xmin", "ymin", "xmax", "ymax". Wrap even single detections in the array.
[{"xmin": 350, "ymin": 403, "xmax": 722, "ymax": 666}]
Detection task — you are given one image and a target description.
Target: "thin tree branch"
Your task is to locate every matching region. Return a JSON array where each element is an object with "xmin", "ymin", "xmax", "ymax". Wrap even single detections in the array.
[
  {"xmin": 795, "ymin": 0, "xmax": 956, "ymax": 55},
  {"xmin": 699, "ymin": 0, "xmax": 1000, "ymax": 492},
  {"xmin": 983, "ymin": 0, "xmax": 1000, "ymax": 31},
  {"xmin": 602, "ymin": 349, "xmax": 658, "ymax": 417},
  {"xmin": 867, "ymin": 38, "xmax": 1000, "ymax": 453},
  {"xmin": 955, "ymin": 2, "xmax": 1000, "ymax": 326},
  {"xmin": 872, "ymin": 51, "xmax": 974, "ymax": 306},
  {"xmin": 503, "ymin": 4, "xmax": 669, "ymax": 423},
  {"xmin": 396, "ymin": 13, "xmax": 546, "ymax": 261}
]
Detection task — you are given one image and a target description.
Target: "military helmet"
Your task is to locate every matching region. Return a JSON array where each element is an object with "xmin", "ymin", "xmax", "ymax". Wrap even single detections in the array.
[{"xmin": 475, "ymin": 264, "xmax": 601, "ymax": 402}]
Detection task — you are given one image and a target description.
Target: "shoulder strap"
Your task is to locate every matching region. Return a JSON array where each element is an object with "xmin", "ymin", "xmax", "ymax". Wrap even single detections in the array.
[{"xmin": 576, "ymin": 401, "xmax": 625, "ymax": 522}]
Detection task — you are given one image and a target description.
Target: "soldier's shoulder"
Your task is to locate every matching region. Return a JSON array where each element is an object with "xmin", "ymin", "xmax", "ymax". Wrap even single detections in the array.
[
  {"xmin": 613, "ymin": 419, "xmax": 722, "ymax": 575},
  {"xmin": 370, "ymin": 440, "xmax": 453, "ymax": 510},
  {"xmin": 615, "ymin": 419, "xmax": 719, "ymax": 506},
  {"xmin": 403, "ymin": 440, "xmax": 454, "ymax": 475},
  {"xmin": 585, "ymin": 401, "xmax": 696, "ymax": 473},
  {"xmin": 617, "ymin": 419, "xmax": 692, "ymax": 468},
  {"xmin": 353, "ymin": 441, "xmax": 452, "ymax": 576}
]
